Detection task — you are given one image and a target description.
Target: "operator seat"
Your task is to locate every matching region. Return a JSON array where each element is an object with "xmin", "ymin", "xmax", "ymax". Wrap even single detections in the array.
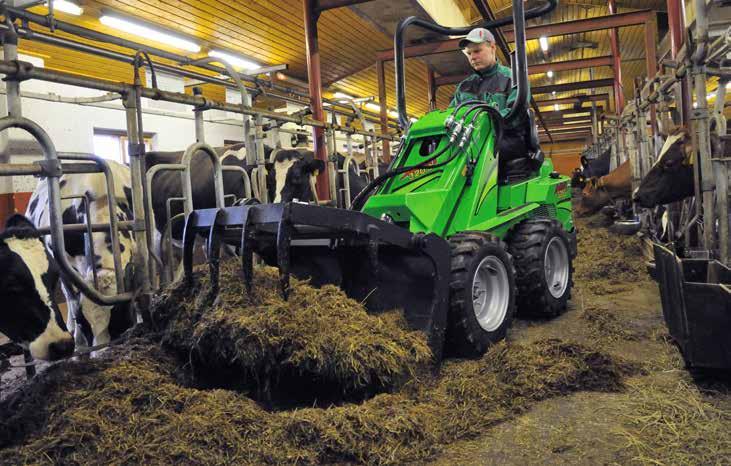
[{"xmin": 499, "ymin": 108, "xmax": 545, "ymax": 184}]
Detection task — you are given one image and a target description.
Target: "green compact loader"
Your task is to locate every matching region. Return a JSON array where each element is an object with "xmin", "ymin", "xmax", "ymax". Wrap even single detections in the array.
[{"xmin": 182, "ymin": 0, "xmax": 574, "ymax": 362}]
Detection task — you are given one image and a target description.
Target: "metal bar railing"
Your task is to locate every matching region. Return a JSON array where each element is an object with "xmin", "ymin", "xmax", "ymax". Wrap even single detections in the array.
[{"xmin": 0, "ymin": 116, "xmax": 132, "ymax": 304}]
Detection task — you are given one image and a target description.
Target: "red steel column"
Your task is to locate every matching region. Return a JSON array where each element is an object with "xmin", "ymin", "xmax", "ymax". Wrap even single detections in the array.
[
  {"xmin": 645, "ymin": 16, "xmax": 658, "ymax": 136},
  {"xmin": 667, "ymin": 0, "xmax": 683, "ymax": 57},
  {"xmin": 426, "ymin": 66, "xmax": 437, "ymax": 111},
  {"xmin": 667, "ymin": 0, "xmax": 691, "ymax": 125},
  {"xmin": 303, "ymin": 0, "xmax": 330, "ymax": 200},
  {"xmin": 608, "ymin": 0, "xmax": 624, "ymax": 113},
  {"xmin": 376, "ymin": 60, "xmax": 391, "ymax": 162}
]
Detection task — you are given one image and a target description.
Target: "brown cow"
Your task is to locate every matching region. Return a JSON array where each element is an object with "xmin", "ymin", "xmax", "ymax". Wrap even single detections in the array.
[
  {"xmin": 575, "ymin": 160, "xmax": 632, "ymax": 216},
  {"xmin": 633, "ymin": 127, "xmax": 694, "ymax": 208}
]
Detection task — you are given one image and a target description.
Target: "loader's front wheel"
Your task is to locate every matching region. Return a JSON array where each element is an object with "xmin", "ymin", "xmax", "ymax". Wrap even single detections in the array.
[
  {"xmin": 446, "ymin": 232, "xmax": 516, "ymax": 358},
  {"xmin": 508, "ymin": 217, "xmax": 574, "ymax": 317}
]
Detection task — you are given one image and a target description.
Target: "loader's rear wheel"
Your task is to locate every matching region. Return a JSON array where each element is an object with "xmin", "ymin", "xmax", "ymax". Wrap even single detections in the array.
[
  {"xmin": 446, "ymin": 232, "xmax": 516, "ymax": 358},
  {"xmin": 508, "ymin": 217, "xmax": 574, "ymax": 318}
]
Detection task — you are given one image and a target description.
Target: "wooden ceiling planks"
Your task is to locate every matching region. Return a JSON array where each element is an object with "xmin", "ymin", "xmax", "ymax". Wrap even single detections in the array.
[{"xmin": 10, "ymin": 0, "xmax": 685, "ymax": 121}]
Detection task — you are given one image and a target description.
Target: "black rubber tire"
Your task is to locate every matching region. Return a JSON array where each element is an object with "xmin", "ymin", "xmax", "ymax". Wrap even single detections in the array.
[
  {"xmin": 508, "ymin": 217, "xmax": 575, "ymax": 318},
  {"xmin": 446, "ymin": 232, "xmax": 517, "ymax": 358}
]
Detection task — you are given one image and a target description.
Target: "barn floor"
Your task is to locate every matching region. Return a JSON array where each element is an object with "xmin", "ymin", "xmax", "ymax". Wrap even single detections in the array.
[
  {"xmin": 1, "ymin": 207, "xmax": 730, "ymax": 464},
  {"xmin": 432, "ymin": 213, "xmax": 731, "ymax": 465}
]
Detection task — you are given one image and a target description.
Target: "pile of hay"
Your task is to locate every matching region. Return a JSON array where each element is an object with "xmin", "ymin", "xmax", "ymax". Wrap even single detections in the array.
[
  {"xmin": 614, "ymin": 379, "xmax": 731, "ymax": 464},
  {"xmin": 574, "ymin": 214, "xmax": 648, "ymax": 286},
  {"xmin": 151, "ymin": 261, "xmax": 432, "ymax": 404},
  {"xmin": 581, "ymin": 305, "xmax": 648, "ymax": 343},
  {"xmin": 0, "ymin": 338, "xmax": 636, "ymax": 465}
]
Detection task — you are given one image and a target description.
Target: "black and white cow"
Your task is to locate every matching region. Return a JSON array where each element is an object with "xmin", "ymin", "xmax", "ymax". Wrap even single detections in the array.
[
  {"xmin": 146, "ymin": 145, "xmax": 331, "ymax": 241},
  {"xmin": 0, "ymin": 214, "xmax": 74, "ymax": 361},
  {"xmin": 633, "ymin": 127, "xmax": 694, "ymax": 209},
  {"xmin": 26, "ymin": 160, "xmax": 138, "ymax": 349}
]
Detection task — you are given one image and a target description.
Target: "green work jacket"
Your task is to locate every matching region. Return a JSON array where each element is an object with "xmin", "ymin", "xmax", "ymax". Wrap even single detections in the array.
[{"xmin": 449, "ymin": 62, "xmax": 530, "ymax": 128}]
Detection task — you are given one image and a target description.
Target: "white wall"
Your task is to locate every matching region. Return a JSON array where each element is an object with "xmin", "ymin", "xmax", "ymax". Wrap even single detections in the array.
[{"xmin": 0, "ymin": 78, "xmax": 247, "ymax": 195}]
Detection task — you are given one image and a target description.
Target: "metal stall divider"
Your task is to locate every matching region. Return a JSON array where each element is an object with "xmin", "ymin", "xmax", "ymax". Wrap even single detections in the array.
[{"xmin": 0, "ymin": 8, "xmax": 397, "ymax": 299}]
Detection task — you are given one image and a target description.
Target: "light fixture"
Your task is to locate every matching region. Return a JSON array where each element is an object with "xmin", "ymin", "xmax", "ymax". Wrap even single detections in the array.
[
  {"xmin": 334, "ymin": 91, "xmax": 355, "ymax": 100},
  {"xmin": 547, "ymin": 70, "xmax": 554, "ymax": 79},
  {"xmin": 388, "ymin": 109, "xmax": 399, "ymax": 118},
  {"xmin": 99, "ymin": 14, "xmax": 201, "ymax": 53},
  {"xmin": 45, "ymin": 0, "xmax": 83, "ymax": 15},
  {"xmin": 365, "ymin": 102, "xmax": 381, "ymax": 112},
  {"xmin": 554, "ymin": 104, "xmax": 559, "ymax": 111},
  {"xmin": 726, "ymin": 82, "xmax": 731, "ymax": 90},
  {"xmin": 552, "ymin": 90, "xmax": 557, "ymax": 96},
  {"xmin": 539, "ymin": 36, "xmax": 549, "ymax": 52},
  {"xmin": 208, "ymin": 50, "xmax": 260, "ymax": 71}
]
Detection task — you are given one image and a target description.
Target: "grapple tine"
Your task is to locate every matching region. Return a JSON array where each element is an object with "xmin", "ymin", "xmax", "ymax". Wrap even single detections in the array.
[
  {"xmin": 206, "ymin": 208, "xmax": 227, "ymax": 296},
  {"xmin": 182, "ymin": 210, "xmax": 200, "ymax": 287},
  {"xmin": 366, "ymin": 225, "xmax": 381, "ymax": 309},
  {"xmin": 276, "ymin": 203, "xmax": 293, "ymax": 300},
  {"xmin": 239, "ymin": 207, "xmax": 254, "ymax": 293}
]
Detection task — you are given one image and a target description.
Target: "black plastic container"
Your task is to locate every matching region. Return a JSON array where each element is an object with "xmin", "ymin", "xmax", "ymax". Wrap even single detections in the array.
[{"xmin": 653, "ymin": 244, "xmax": 731, "ymax": 369}]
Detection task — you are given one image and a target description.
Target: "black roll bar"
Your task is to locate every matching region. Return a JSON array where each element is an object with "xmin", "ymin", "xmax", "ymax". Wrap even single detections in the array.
[{"xmin": 394, "ymin": 0, "xmax": 557, "ymax": 128}]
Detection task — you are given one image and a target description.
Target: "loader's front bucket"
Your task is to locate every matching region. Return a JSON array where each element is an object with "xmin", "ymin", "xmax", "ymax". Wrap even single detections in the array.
[{"xmin": 182, "ymin": 202, "xmax": 451, "ymax": 363}]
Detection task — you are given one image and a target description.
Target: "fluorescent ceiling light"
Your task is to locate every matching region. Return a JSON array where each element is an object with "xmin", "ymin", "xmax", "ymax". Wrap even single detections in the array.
[
  {"xmin": 388, "ymin": 110, "xmax": 399, "ymax": 118},
  {"xmin": 554, "ymin": 104, "xmax": 559, "ymax": 111},
  {"xmin": 539, "ymin": 36, "xmax": 549, "ymax": 52},
  {"xmin": 365, "ymin": 102, "xmax": 381, "ymax": 112},
  {"xmin": 552, "ymin": 91, "xmax": 557, "ymax": 96},
  {"xmin": 46, "ymin": 0, "xmax": 83, "ymax": 15},
  {"xmin": 726, "ymin": 82, "xmax": 731, "ymax": 90},
  {"xmin": 99, "ymin": 15, "xmax": 201, "ymax": 53},
  {"xmin": 208, "ymin": 50, "xmax": 260, "ymax": 71},
  {"xmin": 17, "ymin": 53, "xmax": 45, "ymax": 68},
  {"xmin": 334, "ymin": 92, "xmax": 355, "ymax": 100},
  {"xmin": 547, "ymin": 70, "xmax": 554, "ymax": 78}
]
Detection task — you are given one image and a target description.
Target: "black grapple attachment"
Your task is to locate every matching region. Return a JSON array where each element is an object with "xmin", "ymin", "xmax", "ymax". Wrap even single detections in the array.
[{"xmin": 181, "ymin": 202, "xmax": 451, "ymax": 362}]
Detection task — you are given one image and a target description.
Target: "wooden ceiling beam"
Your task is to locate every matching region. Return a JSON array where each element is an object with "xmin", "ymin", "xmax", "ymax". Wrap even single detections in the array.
[
  {"xmin": 376, "ymin": 10, "xmax": 654, "ymax": 61},
  {"xmin": 536, "ymin": 94, "xmax": 609, "ymax": 107},
  {"xmin": 532, "ymin": 78, "xmax": 614, "ymax": 95},
  {"xmin": 434, "ymin": 56, "xmax": 613, "ymax": 86},
  {"xmin": 316, "ymin": 0, "xmax": 375, "ymax": 12}
]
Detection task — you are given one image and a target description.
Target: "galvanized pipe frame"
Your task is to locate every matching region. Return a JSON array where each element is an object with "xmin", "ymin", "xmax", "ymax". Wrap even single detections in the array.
[
  {"xmin": 0, "ymin": 60, "xmax": 398, "ymax": 142},
  {"xmin": 0, "ymin": 7, "xmax": 401, "ymax": 130},
  {"xmin": 690, "ymin": 0, "xmax": 717, "ymax": 256},
  {"xmin": 0, "ymin": 116, "xmax": 133, "ymax": 305}
]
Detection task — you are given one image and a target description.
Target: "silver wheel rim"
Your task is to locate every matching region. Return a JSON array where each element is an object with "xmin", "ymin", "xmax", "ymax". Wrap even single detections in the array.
[
  {"xmin": 471, "ymin": 255, "xmax": 510, "ymax": 332},
  {"xmin": 544, "ymin": 236, "xmax": 570, "ymax": 299}
]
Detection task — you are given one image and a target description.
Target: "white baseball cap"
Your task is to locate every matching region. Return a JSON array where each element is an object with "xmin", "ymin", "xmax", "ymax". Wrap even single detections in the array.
[{"xmin": 459, "ymin": 28, "xmax": 496, "ymax": 48}]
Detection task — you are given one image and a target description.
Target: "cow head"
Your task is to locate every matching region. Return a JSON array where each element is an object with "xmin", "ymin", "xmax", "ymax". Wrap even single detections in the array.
[
  {"xmin": 575, "ymin": 177, "xmax": 612, "ymax": 216},
  {"xmin": 0, "ymin": 214, "xmax": 74, "ymax": 361},
  {"xmin": 571, "ymin": 168, "xmax": 587, "ymax": 190},
  {"xmin": 634, "ymin": 127, "xmax": 694, "ymax": 208},
  {"xmin": 268, "ymin": 149, "xmax": 326, "ymax": 203}
]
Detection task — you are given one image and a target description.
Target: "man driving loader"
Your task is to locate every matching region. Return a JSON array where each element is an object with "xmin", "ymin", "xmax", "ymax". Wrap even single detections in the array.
[{"xmin": 451, "ymin": 28, "xmax": 531, "ymax": 169}]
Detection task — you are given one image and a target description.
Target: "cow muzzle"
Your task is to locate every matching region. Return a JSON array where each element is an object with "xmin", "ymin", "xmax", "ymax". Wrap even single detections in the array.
[{"xmin": 47, "ymin": 337, "xmax": 75, "ymax": 361}]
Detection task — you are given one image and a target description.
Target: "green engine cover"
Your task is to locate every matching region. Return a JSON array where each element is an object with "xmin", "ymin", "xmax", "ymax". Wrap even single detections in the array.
[{"xmin": 361, "ymin": 107, "xmax": 574, "ymax": 239}]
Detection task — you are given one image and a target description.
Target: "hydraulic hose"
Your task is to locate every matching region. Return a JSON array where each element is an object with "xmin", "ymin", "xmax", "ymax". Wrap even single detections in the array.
[
  {"xmin": 394, "ymin": 0, "xmax": 557, "ymax": 128},
  {"xmin": 351, "ymin": 143, "xmax": 454, "ymax": 211},
  {"xmin": 351, "ymin": 107, "xmax": 503, "ymax": 211}
]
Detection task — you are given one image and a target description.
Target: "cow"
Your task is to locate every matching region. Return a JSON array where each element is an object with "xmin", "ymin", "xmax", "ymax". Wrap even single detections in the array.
[
  {"xmin": 575, "ymin": 160, "xmax": 632, "ymax": 216},
  {"xmin": 26, "ymin": 161, "xmax": 138, "ymax": 350},
  {"xmin": 572, "ymin": 150, "xmax": 611, "ymax": 190},
  {"xmin": 633, "ymin": 127, "xmax": 694, "ymax": 209},
  {"xmin": 0, "ymin": 214, "xmax": 74, "ymax": 361},
  {"xmin": 145, "ymin": 145, "xmax": 327, "ymax": 241},
  {"xmin": 582, "ymin": 149, "xmax": 612, "ymax": 179}
]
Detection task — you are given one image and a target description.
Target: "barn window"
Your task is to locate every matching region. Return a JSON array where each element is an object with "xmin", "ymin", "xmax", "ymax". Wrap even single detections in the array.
[{"xmin": 93, "ymin": 129, "xmax": 153, "ymax": 164}]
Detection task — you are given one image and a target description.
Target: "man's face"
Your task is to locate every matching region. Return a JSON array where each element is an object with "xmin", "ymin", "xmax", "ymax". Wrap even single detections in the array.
[{"xmin": 463, "ymin": 41, "xmax": 497, "ymax": 71}]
